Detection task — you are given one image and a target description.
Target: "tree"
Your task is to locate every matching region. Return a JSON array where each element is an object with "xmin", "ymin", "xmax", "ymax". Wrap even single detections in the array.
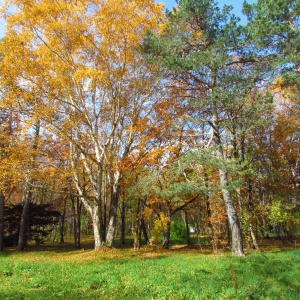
[
  {"xmin": 134, "ymin": 156, "xmax": 202, "ymax": 249},
  {"xmin": 244, "ymin": 91, "xmax": 300, "ymax": 242},
  {"xmin": 17, "ymin": 121, "xmax": 41, "ymax": 251},
  {"xmin": 142, "ymin": 0, "xmax": 274, "ymax": 256},
  {"xmin": 242, "ymin": 0, "xmax": 300, "ymax": 242},
  {"xmin": 244, "ymin": 0, "xmax": 299, "ymax": 89},
  {"xmin": 0, "ymin": 87, "xmax": 25, "ymax": 251},
  {"xmin": 0, "ymin": 0, "xmax": 164, "ymax": 249}
]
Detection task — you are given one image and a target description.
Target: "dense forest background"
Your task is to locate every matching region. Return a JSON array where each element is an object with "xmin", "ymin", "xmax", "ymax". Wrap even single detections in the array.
[{"xmin": 0, "ymin": 0, "xmax": 299, "ymax": 256}]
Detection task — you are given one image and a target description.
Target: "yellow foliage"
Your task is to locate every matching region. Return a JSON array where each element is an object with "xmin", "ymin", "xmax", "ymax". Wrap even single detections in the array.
[
  {"xmin": 150, "ymin": 212, "xmax": 169, "ymax": 244},
  {"xmin": 0, "ymin": 0, "xmax": 167, "ymax": 213}
]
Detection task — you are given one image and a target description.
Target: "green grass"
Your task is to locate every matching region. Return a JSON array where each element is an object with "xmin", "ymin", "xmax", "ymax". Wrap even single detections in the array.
[{"xmin": 0, "ymin": 244, "xmax": 299, "ymax": 299}]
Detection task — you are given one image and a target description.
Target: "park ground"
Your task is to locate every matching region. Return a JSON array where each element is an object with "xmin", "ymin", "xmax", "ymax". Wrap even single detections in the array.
[{"xmin": 0, "ymin": 239, "xmax": 300, "ymax": 299}]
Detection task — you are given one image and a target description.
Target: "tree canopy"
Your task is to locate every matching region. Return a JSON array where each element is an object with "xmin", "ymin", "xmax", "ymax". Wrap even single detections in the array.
[{"xmin": 0, "ymin": 0, "xmax": 299, "ymax": 255}]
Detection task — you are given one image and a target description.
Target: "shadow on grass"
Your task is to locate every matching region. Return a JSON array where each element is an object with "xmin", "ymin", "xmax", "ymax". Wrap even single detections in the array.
[{"xmin": 0, "ymin": 236, "xmax": 298, "ymax": 259}]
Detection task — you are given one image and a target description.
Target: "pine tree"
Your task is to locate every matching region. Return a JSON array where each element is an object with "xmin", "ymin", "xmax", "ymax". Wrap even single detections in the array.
[{"xmin": 142, "ymin": 0, "xmax": 274, "ymax": 255}]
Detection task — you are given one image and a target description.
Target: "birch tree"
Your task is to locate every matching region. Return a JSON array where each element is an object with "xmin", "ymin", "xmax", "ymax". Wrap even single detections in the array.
[{"xmin": 0, "ymin": 0, "xmax": 164, "ymax": 249}]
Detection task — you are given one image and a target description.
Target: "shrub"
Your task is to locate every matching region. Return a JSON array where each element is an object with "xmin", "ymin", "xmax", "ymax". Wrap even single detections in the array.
[{"xmin": 3, "ymin": 202, "xmax": 60, "ymax": 247}]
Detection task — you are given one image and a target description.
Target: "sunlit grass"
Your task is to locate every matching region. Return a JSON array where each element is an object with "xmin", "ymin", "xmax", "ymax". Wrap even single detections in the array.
[{"xmin": 0, "ymin": 242, "xmax": 299, "ymax": 299}]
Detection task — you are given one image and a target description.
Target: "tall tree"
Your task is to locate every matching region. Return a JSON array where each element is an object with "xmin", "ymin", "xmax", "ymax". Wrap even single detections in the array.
[
  {"xmin": 143, "ymin": 0, "xmax": 273, "ymax": 255},
  {"xmin": 0, "ymin": 92, "xmax": 24, "ymax": 250},
  {"xmin": 0, "ymin": 0, "xmax": 164, "ymax": 249},
  {"xmin": 243, "ymin": 0, "xmax": 300, "ymax": 241},
  {"xmin": 17, "ymin": 121, "xmax": 41, "ymax": 251}
]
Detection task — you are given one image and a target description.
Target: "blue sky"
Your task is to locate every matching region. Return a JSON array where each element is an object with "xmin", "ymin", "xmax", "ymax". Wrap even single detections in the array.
[
  {"xmin": 0, "ymin": 1, "xmax": 256, "ymax": 38},
  {"xmin": 157, "ymin": 0, "xmax": 257, "ymax": 23}
]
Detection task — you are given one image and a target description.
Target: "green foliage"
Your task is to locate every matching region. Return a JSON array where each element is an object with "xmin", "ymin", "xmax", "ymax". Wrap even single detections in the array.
[
  {"xmin": 143, "ymin": 0, "xmax": 274, "ymax": 192},
  {"xmin": 171, "ymin": 218, "xmax": 186, "ymax": 240},
  {"xmin": 0, "ymin": 248, "xmax": 299, "ymax": 299},
  {"xmin": 244, "ymin": 0, "xmax": 300, "ymax": 87}
]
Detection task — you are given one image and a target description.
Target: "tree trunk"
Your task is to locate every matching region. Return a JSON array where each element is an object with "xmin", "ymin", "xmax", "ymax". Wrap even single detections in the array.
[
  {"xmin": 101, "ymin": 188, "xmax": 107, "ymax": 242},
  {"xmin": 140, "ymin": 217, "xmax": 149, "ymax": 244},
  {"xmin": 162, "ymin": 216, "xmax": 171, "ymax": 249},
  {"xmin": 59, "ymin": 196, "xmax": 67, "ymax": 244},
  {"xmin": 0, "ymin": 191, "xmax": 4, "ymax": 251},
  {"xmin": 69, "ymin": 142, "xmax": 105, "ymax": 250},
  {"xmin": 105, "ymin": 185, "xmax": 119, "ymax": 247},
  {"xmin": 183, "ymin": 211, "xmax": 190, "ymax": 245},
  {"xmin": 75, "ymin": 199, "xmax": 82, "ymax": 249},
  {"xmin": 204, "ymin": 172, "xmax": 214, "ymax": 243},
  {"xmin": 17, "ymin": 189, "xmax": 32, "ymax": 251},
  {"xmin": 133, "ymin": 199, "xmax": 141, "ymax": 250},
  {"xmin": 18, "ymin": 121, "xmax": 40, "ymax": 251},
  {"xmin": 219, "ymin": 168, "xmax": 244, "ymax": 256},
  {"xmin": 206, "ymin": 198, "xmax": 213, "ymax": 230},
  {"xmin": 247, "ymin": 181, "xmax": 260, "ymax": 251},
  {"xmin": 212, "ymin": 102, "xmax": 245, "ymax": 256},
  {"xmin": 133, "ymin": 226, "xmax": 140, "ymax": 250},
  {"xmin": 71, "ymin": 195, "xmax": 82, "ymax": 249},
  {"xmin": 120, "ymin": 199, "xmax": 126, "ymax": 245},
  {"xmin": 249, "ymin": 221, "xmax": 260, "ymax": 250},
  {"xmin": 92, "ymin": 205, "xmax": 103, "ymax": 250}
]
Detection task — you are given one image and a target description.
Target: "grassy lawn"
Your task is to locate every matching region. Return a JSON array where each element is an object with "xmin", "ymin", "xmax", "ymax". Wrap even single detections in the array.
[{"xmin": 0, "ymin": 242, "xmax": 299, "ymax": 299}]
